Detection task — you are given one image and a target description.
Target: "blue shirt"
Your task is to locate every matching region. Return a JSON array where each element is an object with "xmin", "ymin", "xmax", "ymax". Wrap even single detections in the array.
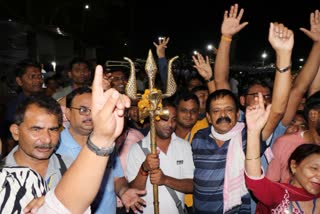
[
  {"xmin": 192, "ymin": 126, "xmax": 251, "ymax": 214},
  {"xmin": 56, "ymin": 128, "xmax": 123, "ymax": 214}
]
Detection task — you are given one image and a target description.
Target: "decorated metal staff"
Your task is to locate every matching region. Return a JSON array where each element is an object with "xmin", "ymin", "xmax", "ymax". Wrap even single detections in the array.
[{"xmin": 125, "ymin": 50, "xmax": 178, "ymax": 214}]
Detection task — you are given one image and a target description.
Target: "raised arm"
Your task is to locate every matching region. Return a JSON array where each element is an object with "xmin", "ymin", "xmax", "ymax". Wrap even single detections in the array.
[
  {"xmin": 282, "ymin": 9, "xmax": 320, "ymax": 126},
  {"xmin": 309, "ymin": 66, "xmax": 320, "ymax": 96},
  {"xmin": 262, "ymin": 23, "xmax": 293, "ymax": 140},
  {"xmin": 192, "ymin": 53, "xmax": 216, "ymax": 93},
  {"xmin": 154, "ymin": 37, "xmax": 170, "ymax": 85},
  {"xmin": 245, "ymin": 94, "xmax": 271, "ymax": 177},
  {"xmin": 214, "ymin": 3, "xmax": 248, "ymax": 90},
  {"xmin": 53, "ymin": 65, "xmax": 130, "ymax": 213}
]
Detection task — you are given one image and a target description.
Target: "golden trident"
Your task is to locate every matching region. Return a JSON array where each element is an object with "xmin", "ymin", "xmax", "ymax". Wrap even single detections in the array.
[{"xmin": 125, "ymin": 49, "xmax": 178, "ymax": 214}]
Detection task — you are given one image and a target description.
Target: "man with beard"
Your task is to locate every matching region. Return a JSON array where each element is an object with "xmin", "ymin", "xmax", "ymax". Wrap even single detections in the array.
[
  {"xmin": 127, "ymin": 99, "xmax": 194, "ymax": 214},
  {"xmin": 4, "ymin": 95, "xmax": 73, "ymax": 190},
  {"xmin": 56, "ymin": 86, "xmax": 145, "ymax": 214}
]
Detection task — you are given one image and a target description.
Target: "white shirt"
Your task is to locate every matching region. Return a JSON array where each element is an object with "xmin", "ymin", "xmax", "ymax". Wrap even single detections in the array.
[{"xmin": 126, "ymin": 133, "xmax": 194, "ymax": 214}]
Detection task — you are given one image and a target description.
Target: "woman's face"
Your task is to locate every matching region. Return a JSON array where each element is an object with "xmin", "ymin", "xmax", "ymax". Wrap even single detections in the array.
[{"xmin": 291, "ymin": 154, "xmax": 320, "ymax": 195}]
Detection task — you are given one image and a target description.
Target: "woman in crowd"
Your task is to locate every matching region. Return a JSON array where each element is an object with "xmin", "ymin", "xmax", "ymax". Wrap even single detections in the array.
[{"xmin": 245, "ymin": 93, "xmax": 320, "ymax": 213}]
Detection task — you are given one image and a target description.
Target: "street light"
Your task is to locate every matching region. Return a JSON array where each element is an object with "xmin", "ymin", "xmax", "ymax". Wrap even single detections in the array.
[
  {"xmin": 84, "ymin": 4, "xmax": 90, "ymax": 10},
  {"xmin": 261, "ymin": 51, "xmax": 268, "ymax": 66},
  {"xmin": 207, "ymin": 44, "xmax": 213, "ymax": 51},
  {"xmin": 51, "ymin": 61, "xmax": 56, "ymax": 72},
  {"xmin": 193, "ymin": 50, "xmax": 198, "ymax": 55}
]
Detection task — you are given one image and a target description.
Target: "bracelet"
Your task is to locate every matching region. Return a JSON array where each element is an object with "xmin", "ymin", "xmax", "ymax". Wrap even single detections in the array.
[
  {"xmin": 206, "ymin": 76, "xmax": 214, "ymax": 83},
  {"xmin": 245, "ymin": 156, "xmax": 260, "ymax": 160},
  {"xmin": 275, "ymin": 64, "xmax": 291, "ymax": 73},
  {"xmin": 139, "ymin": 165, "xmax": 148, "ymax": 176},
  {"xmin": 206, "ymin": 75, "xmax": 214, "ymax": 83},
  {"xmin": 221, "ymin": 35, "xmax": 232, "ymax": 42}
]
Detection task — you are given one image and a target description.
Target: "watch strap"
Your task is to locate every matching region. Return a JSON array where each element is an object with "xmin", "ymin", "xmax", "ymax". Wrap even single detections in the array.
[{"xmin": 86, "ymin": 134, "xmax": 115, "ymax": 156}]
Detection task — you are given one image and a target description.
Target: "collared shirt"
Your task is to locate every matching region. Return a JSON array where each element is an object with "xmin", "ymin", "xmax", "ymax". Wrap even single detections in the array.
[
  {"xmin": 192, "ymin": 126, "xmax": 251, "ymax": 214},
  {"xmin": 127, "ymin": 132, "xmax": 194, "ymax": 214},
  {"xmin": 56, "ymin": 127, "xmax": 123, "ymax": 214},
  {"xmin": 4, "ymin": 145, "xmax": 73, "ymax": 190}
]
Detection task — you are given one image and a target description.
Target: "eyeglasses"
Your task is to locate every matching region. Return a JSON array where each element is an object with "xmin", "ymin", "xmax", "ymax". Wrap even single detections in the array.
[
  {"xmin": 70, "ymin": 106, "xmax": 91, "ymax": 116},
  {"xmin": 246, "ymin": 93, "xmax": 271, "ymax": 101}
]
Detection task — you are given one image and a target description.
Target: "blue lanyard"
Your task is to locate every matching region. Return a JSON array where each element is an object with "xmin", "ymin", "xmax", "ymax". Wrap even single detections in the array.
[{"xmin": 294, "ymin": 198, "xmax": 317, "ymax": 214}]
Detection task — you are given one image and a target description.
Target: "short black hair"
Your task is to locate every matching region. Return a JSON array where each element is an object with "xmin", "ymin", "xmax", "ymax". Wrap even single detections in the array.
[
  {"xmin": 191, "ymin": 85, "xmax": 208, "ymax": 94},
  {"xmin": 162, "ymin": 97, "xmax": 176, "ymax": 109},
  {"xmin": 68, "ymin": 57, "xmax": 91, "ymax": 71},
  {"xmin": 14, "ymin": 95, "xmax": 62, "ymax": 126},
  {"xmin": 14, "ymin": 60, "xmax": 41, "ymax": 77},
  {"xmin": 238, "ymin": 78, "xmax": 272, "ymax": 97},
  {"xmin": 66, "ymin": 87, "xmax": 92, "ymax": 108},
  {"xmin": 175, "ymin": 91, "xmax": 200, "ymax": 107},
  {"xmin": 206, "ymin": 89, "xmax": 239, "ymax": 113}
]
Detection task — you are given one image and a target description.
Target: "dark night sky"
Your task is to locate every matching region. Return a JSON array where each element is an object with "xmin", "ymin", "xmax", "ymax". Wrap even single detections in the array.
[{"xmin": 1, "ymin": 0, "xmax": 319, "ymax": 64}]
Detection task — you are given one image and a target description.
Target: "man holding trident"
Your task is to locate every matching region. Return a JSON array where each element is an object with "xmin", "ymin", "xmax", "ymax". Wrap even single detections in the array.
[{"xmin": 125, "ymin": 50, "xmax": 194, "ymax": 214}]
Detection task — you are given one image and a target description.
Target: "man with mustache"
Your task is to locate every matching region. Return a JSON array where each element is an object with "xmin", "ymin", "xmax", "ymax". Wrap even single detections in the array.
[
  {"xmin": 56, "ymin": 86, "xmax": 145, "ymax": 214},
  {"xmin": 127, "ymin": 98, "xmax": 194, "ymax": 214},
  {"xmin": 4, "ymin": 95, "xmax": 73, "ymax": 190}
]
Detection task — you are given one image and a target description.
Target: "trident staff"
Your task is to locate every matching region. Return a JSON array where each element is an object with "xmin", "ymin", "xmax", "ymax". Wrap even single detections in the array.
[{"xmin": 125, "ymin": 50, "xmax": 178, "ymax": 214}]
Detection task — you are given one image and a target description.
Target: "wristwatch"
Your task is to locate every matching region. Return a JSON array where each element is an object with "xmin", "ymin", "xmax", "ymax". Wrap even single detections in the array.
[{"xmin": 86, "ymin": 134, "xmax": 115, "ymax": 156}]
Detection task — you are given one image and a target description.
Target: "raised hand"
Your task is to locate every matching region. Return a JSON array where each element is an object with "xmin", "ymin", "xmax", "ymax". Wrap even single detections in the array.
[
  {"xmin": 300, "ymin": 9, "xmax": 320, "ymax": 42},
  {"xmin": 221, "ymin": 4, "xmax": 248, "ymax": 37},
  {"xmin": 192, "ymin": 53, "xmax": 213, "ymax": 81},
  {"xmin": 268, "ymin": 23, "xmax": 294, "ymax": 53},
  {"xmin": 91, "ymin": 65, "xmax": 131, "ymax": 144},
  {"xmin": 153, "ymin": 37, "xmax": 170, "ymax": 58},
  {"xmin": 246, "ymin": 93, "xmax": 271, "ymax": 133}
]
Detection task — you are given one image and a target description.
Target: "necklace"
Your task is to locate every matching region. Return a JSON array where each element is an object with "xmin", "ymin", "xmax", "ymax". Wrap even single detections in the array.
[{"xmin": 294, "ymin": 198, "xmax": 317, "ymax": 214}]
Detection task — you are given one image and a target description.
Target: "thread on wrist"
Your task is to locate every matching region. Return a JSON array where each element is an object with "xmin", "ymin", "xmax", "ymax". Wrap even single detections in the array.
[
  {"xmin": 245, "ymin": 156, "xmax": 260, "ymax": 161},
  {"xmin": 221, "ymin": 35, "xmax": 232, "ymax": 42},
  {"xmin": 139, "ymin": 165, "xmax": 148, "ymax": 176}
]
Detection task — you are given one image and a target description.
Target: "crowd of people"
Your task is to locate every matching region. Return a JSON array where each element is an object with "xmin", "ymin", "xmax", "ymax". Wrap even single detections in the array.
[{"xmin": 0, "ymin": 3, "xmax": 320, "ymax": 214}]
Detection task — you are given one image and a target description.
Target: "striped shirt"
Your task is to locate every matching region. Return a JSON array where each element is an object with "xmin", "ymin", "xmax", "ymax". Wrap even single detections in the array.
[{"xmin": 192, "ymin": 126, "xmax": 251, "ymax": 213}]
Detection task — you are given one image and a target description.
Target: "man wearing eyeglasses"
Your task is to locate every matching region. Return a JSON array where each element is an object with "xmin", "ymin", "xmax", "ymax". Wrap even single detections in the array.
[{"xmin": 56, "ymin": 86, "xmax": 146, "ymax": 214}]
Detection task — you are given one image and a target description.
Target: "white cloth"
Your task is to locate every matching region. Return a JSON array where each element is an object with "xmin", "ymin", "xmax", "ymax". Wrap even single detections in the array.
[
  {"xmin": 126, "ymin": 132, "xmax": 194, "ymax": 214},
  {"xmin": 38, "ymin": 188, "xmax": 91, "ymax": 214},
  {"xmin": 211, "ymin": 122, "xmax": 248, "ymax": 213}
]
